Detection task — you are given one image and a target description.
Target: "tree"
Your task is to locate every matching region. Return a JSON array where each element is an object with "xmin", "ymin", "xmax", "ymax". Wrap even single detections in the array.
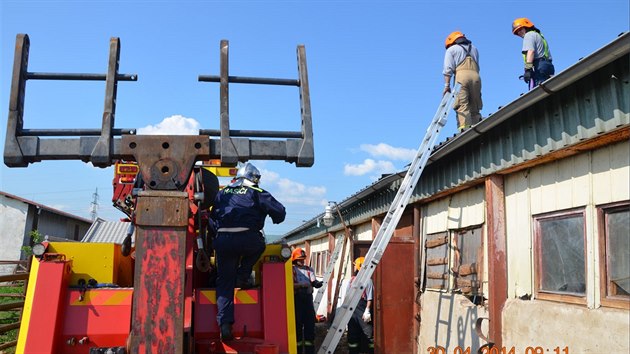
[{"xmin": 21, "ymin": 229, "xmax": 43, "ymax": 258}]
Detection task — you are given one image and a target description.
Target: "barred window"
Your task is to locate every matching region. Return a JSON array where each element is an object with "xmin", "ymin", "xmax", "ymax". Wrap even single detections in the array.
[
  {"xmin": 452, "ymin": 227, "xmax": 483, "ymax": 295},
  {"xmin": 425, "ymin": 232, "xmax": 449, "ymax": 290}
]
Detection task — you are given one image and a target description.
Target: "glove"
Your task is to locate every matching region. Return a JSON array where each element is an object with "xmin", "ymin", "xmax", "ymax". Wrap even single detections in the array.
[
  {"xmin": 362, "ymin": 309, "xmax": 371, "ymax": 323},
  {"xmin": 523, "ymin": 68, "xmax": 533, "ymax": 84},
  {"xmin": 312, "ymin": 280, "xmax": 323, "ymax": 289}
]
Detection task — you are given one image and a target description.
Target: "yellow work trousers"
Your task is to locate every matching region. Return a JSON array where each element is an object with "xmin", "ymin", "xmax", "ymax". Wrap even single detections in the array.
[{"xmin": 453, "ymin": 56, "xmax": 482, "ymax": 131}]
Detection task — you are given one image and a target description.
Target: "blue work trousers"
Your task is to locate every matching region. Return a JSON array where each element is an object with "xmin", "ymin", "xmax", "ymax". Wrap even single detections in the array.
[
  {"xmin": 214, "ymin": 230, "xmax": 266, "ymax": 325},
  {"xmin": 533, "ymin": 58, "xmax": 555, "ymax": 86}
]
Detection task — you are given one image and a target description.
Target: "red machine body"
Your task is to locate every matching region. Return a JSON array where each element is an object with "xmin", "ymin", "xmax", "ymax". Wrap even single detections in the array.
[{"xmin": 16, "ymin": 164, "xmax": 297, "ymax": 353}]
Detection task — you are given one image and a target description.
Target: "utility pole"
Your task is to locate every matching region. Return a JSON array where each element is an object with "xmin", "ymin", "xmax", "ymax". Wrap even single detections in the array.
[{"xmin": 90, "ymin": 188, "xmax": 99, "ymax": 221}]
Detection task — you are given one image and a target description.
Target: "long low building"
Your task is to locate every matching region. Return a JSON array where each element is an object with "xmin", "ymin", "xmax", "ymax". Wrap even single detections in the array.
[
  {"xmin": 282, "ymin": 32, "xmax": 630, "ymax": 353},
  {"xmin": 0, "ymin": 191, "xmax": 92, "ymax": 274}
]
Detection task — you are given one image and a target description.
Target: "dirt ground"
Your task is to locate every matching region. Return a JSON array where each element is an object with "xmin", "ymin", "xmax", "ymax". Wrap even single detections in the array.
[{"xmin": 314, "ymin": 322, "xmax": 349, "ymax": 354}]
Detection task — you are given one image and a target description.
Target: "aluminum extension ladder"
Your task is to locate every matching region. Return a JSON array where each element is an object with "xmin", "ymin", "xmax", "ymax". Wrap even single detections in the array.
[
  {"xmin": 317, "ymin": 84, "xmax": 461, "ymax": 354},
  {"xmin": 313, "ymin": 233, "xmax": 346, "ymax": 312}
]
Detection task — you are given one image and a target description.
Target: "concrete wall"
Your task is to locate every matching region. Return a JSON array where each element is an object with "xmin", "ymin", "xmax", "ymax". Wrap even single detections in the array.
[
  {"xmin": 417, "ymin": 291, "xmax": 489, "ymax": 352},
  {"xmin": 502, "ymin": 298, "xmax": 629, "ymax": 353},
  {"xmin": 0, "ymin": 195, "xmax": 28, "ymax": 274}
]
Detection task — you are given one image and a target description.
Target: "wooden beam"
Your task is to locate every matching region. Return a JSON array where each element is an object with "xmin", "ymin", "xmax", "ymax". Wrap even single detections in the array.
[{"xmin": 485, "ymin": 174, "xmax": 508, "ymax": 348}]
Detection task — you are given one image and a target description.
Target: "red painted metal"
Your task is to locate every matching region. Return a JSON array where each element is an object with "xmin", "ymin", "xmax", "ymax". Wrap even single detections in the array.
[
  {"xmin": 261, "ymin": 262, "xmax": 290, "ymax": 353},
  {"xmin": 194, "ymin": 289, "xmax": 264, "ymax": 343},
  {"xmin": 23, "ymin": 257, "xmax": 71, "ymax": 353},
  {"xmin": 130, "ymin": 227, "xmax": 186, "ymax": 353},
  {"xmin": 59, "ymin": 289, "xmax": 132, "ymax": 353},
  {"xmin": 194, "ymin": 262, "xmax": 291, "ymax": 353},
  {"xmin": 375, "ymin": 212, "xmax": 415, "ymax": 354}
]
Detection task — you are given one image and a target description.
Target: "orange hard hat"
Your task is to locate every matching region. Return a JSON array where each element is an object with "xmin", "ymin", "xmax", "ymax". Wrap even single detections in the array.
[
  {"xmin": 291, "ymin": 248, "xmax": 306, "ymax": 262},
  {"xmin": 512, "ymin": 17, "xmax": 535, "ymax": 35},
  {"xmin": 354, "ymin": 257, "xmax": 365, "ymax": 271},
  {"xmin": 445, "ymin": 31, "xmax": 465, "ymax": 49}
]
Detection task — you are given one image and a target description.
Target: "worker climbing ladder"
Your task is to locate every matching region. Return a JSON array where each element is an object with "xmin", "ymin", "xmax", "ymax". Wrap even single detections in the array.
[{"xmin": 318, "ymin": 84, "xmax": 461, "ymax": 354}]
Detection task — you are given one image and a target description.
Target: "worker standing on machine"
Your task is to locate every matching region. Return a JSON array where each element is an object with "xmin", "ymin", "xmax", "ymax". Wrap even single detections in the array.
[
  {"xmin": 211, "ymin": 162, "xmax": 286, "ymax": 341},
  {"xmin": 292, "ymin": 248, "xmax": 323, "ymax": 354}
]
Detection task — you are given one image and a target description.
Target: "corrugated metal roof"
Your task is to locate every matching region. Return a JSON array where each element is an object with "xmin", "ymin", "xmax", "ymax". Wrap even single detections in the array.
[
  {"xmin": 284, "ymin": 32, "xmax": 630, "ymax": 244},
  {"xmin": 81, "ymin": 218, "xmax": 134, "ymax": 244}
]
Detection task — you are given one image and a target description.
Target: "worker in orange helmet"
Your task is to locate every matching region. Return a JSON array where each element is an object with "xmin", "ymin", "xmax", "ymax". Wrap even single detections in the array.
[
  {"xmin": 512, "ymin": 17, "xmax": 555, "ymax": 89},
  {"xmin": 291, "ymin": 247, "xmax": 322, "ymax": 354},
  {"xmin": 347, "ymin": 256, "xmax": 374, "ymax": 354},
  {"xmin": 443, "ymin": 31, "xmax": 483, "ymax": 132}
]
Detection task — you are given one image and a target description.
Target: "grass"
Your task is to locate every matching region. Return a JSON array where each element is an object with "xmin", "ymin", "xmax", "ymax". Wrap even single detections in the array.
[{"xmin": 0, "ymin": 284, "xmax": 24, "ymax": 354}]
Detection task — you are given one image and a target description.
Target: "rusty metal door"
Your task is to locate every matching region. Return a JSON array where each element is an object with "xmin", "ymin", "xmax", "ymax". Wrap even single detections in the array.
[{"xmin": 375, "ymin": 212, "xmax": 416, "ymax": 354}]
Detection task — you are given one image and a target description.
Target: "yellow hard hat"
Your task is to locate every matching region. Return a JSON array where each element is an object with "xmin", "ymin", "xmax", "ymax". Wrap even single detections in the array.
[
  {"xmin": 354, "ymin": 257, "xmax": 365, "ymax": 271},
  {"xmin": 445, "ymin": 31, "xmax": 465, "ymax": 49},
  {"xmin": 512, "ymin": 17, "xmax": 535, "ymax": 35}
]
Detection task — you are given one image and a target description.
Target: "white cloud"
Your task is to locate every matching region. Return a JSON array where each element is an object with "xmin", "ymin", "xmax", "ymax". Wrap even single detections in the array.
[
  {"xmin": 344, "ymin": 159, "xmax": 396, "ymax": 176},
  {"xmin": 260, "ymin": 168, "xmax": 326, "ymax": 206},
  {"xmin": 137, "ymin": 115, "xmax": 200, "ymax": 135},
  {"xmin": 359, "ymin": 143, "xmax": 416, "ymax": 161}
]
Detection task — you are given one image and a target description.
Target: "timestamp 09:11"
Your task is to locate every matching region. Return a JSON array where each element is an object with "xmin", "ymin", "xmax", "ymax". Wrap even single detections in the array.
[{"xmin": 427, "ymin": 346, "xmax": 569, "ymax": 354}]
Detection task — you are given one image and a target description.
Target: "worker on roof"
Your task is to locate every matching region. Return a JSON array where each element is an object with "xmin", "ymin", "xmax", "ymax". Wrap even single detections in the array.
[
  {"xmin": 211, "ymin": 162, "xmax": 286, "ymax": 341},
  {"xmin": 512, "ymin": 17, "xmax": 555, "ymax": 89},
  {"xmin": 291, "ymin": 247, "xmax": 323, "ymax": 354},
  {"xmin": 443, "ymin": 31, "xmax": 483, "ymax": 132},
  {"xmin": 347, "ymin": 256, "xmax": 374, "ymax": 354}
]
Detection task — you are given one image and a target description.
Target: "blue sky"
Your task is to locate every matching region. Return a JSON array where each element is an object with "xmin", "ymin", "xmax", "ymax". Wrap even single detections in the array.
[{"xmin": 1, "ymin": 0, "xmax": 628, "ymax": 237}]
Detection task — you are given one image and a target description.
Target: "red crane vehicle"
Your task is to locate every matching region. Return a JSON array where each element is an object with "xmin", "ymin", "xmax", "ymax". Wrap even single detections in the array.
[{"xmin": 5, "ymin": 34, "xmax": 314, "ymax": 354}]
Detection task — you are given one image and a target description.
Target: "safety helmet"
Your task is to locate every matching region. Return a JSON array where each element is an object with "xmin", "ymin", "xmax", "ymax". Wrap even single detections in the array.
[
  {"xmin": 512, "ymin": 17, "xmax": 535, "ymax": 35},
  {"xmin": 354, "ymin": 257, "xmax": 365, "ymax": 272},
  {"xmin": 445, "ymin": 31, "xmax": 465, "ymax": 49},
  {"xmin": 235, "ymin": 162, "xmax": 261, "ymax": 184},
  {"xmin": 292, "ymin": 248, "xmax": 306, "ymax": 262}
]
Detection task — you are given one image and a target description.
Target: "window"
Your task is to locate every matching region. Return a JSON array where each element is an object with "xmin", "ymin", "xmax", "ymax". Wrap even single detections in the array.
[
  {"xmin": 598, "ymin": 202, "xmax": 630, "ymax": 309},
  {"xmin": 310, "ymin": 251, "xmax": 330, "ymax": 277},
  {"xmin": 452, "ymin": 227, "xmax": 483, "ymax": 295},
  {"xmin": 534, "ymin": 209, "xmax": 586, "ymax": 304},
  {"xmin": 425, "ymin": 232, "xmax": 449, "ymax": 290}
]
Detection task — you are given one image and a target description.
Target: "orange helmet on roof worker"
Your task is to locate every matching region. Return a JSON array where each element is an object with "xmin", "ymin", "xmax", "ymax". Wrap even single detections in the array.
[
  {"xmin": 512, "ymin": 17, "xmax": 535, "ymax": 35},
  {"xmin": 445, "ymin": 31, "xmax": 465, "ymax": 49},
  {"xmin": 354, "ymin": 256, "xmax": 365, "ymax": 271},
  {"xmin": 292, "ymin": 248, "xmax": 306, "ymax": 262}
]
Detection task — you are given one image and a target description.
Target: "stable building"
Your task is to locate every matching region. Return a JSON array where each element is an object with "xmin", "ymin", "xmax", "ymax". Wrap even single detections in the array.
[{"xmin": 282, "ymin": 32, "xmax": 629, "ymax": 353}]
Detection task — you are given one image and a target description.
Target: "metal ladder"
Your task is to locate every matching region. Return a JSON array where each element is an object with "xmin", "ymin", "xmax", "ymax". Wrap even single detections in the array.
[
  {"xmin": 317, "ymin": 84, "xmax": 460, "ymax": 354},
  {"xmin": 313, "ymin": 233, "xmax": 345, "ymax": 312}
]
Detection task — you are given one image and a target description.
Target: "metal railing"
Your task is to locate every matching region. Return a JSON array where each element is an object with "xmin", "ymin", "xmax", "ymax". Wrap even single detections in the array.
[{"xmin": 0, "ymin": 260, "xmax": 29, "ymax": 352}]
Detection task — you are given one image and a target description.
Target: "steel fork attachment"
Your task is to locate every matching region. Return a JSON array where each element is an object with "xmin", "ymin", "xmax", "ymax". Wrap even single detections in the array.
[{"xmin": 4, "ymin": 34, "xmax": 314, "ymax": 353}]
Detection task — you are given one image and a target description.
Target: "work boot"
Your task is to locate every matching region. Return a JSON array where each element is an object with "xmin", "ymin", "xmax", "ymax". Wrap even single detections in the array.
[
  {"xmin": 220, "ymin": 323, "xmax": 233, "ymax": 341},
  {"xmin": 236, "ymin": 279, "xmax": 253, "ymax": 289}
]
